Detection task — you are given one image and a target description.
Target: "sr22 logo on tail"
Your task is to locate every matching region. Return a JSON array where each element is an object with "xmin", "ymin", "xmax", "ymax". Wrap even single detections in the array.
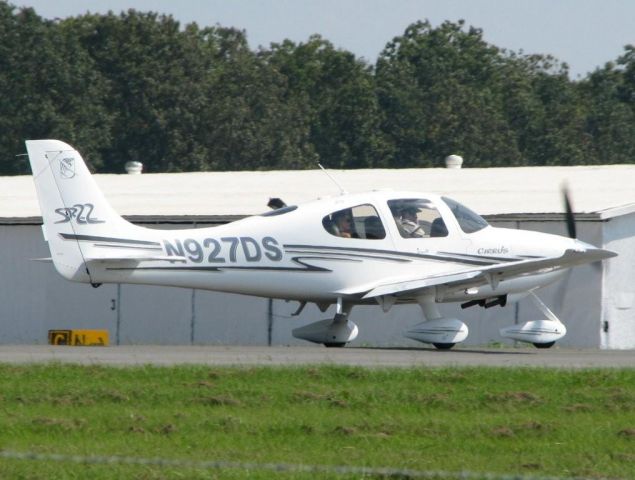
[{"xmin": 55, "ymin": 203, "xmax": 104, "ymax": 224}]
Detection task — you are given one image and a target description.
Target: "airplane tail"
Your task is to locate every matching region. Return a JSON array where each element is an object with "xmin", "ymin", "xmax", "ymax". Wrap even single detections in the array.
[{"xmin": 26, "ymin": 139, "xmax": 146, "ymax": 283}]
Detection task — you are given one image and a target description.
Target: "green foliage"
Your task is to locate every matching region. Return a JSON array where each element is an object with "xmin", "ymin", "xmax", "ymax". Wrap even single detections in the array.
[
  {"xmin": 0, "ymin": 3, "xmax": 111, "ymax": 174},
  {"xmin": 0, "ymin": 364, "xmax": 634, "ymax": 479},
  {"xmin": 376, "ymin": 20, "xmax": 520, "ymax": 167},
  {"xmin": 0, "ymin": 1, "xmax": 633, "ymax": 174},
  {"xmin": 264, "ymin": 36, "xmax": 388, "ymax": 168},
  {"xmin": 577, "ymin": 49, "xmax": 635, "ymax": 165}
]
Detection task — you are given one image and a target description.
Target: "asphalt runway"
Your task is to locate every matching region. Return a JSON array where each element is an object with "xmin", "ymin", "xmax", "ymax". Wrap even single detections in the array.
[{"xmin": 0, "ymin": 345, "xmax": 634, "ymax": 368}]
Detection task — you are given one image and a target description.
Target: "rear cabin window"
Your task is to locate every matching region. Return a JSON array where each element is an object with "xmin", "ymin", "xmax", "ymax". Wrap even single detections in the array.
[
  {"xmin": 388, "ymin": 198, "xmax": 448, "ymax": 238},
  {"xmin": 322, "ymin": 204, "xmax": 386, "ymax": 240}
]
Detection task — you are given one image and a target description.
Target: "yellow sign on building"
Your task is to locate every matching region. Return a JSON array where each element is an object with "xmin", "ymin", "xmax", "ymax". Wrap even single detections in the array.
[{"xmin": 48, "ymin": 330, "xmax": 109, "ymax": 346}]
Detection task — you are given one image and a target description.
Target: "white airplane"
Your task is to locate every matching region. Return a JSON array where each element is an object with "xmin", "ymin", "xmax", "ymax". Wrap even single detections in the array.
[{"xmin": 26, "ymin": 139, "xmax": 616, "ymax": 349}]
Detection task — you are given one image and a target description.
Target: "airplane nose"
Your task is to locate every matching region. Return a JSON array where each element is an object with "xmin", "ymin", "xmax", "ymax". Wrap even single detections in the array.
[
  {"xmin": 570, "ymin": 239, "xmax": 617, "ymax": 262},
  {"xmin": 572, "ymin": 238, "xmax": 606, "ymax": 253},
  {"xmin": 572, "ymin": 239, "xmax": 594, "ymax": 251}
]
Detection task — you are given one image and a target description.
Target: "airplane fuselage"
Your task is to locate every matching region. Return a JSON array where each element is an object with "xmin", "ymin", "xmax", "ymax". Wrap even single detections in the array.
[{"xmin": 80, "ymin": 191, "xmax": 576, "ymax": 304}]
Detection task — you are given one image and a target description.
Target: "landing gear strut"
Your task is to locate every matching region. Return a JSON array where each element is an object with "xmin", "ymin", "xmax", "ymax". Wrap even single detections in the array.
[{"xmin": 292, "ymin": 298, "xmax": 358, "ymax": 347}]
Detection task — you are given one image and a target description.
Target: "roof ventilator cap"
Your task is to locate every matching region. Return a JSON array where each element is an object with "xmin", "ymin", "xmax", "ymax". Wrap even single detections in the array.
[
  {"xmin": 124, "ymin": 161, "xmax": 143, "ymax": 174},
  {"xmin": 445, "ymin": 155, "xmax": 463, "ymax": 169}
]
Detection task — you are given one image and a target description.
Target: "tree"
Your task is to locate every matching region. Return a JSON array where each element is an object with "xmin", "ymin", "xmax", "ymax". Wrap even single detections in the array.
[
  {"xmin": 578, "ymin": 48, "xmax": 635, "ymax": 164},
  {"xmin": 375, "ymin": 20, "xmax": 599, "ymax": 167},
  {"xmin": 0, "ymin": 5, "xmax": 632, "ymax": 173},
  {"xmin": 198, "ymin": 29, "xmax": 317, "ymax": 171},
  {"xmin": 0, "ymin": 3, "xmax": 110, "ymax": 174},
  {"xmin": 264, "ymin": 36, "xmax": 387, "ymax": 168},
  {"xmin": 61, "ymin": 10, "xmax": 217, "ymax": 172},
  {"xmin": 616, "ymin": 45, "xmax": 635, "ymax": 109},
  {"xmin": 375, "ymin": 20, "xmax": 522, "ymax": 167}
]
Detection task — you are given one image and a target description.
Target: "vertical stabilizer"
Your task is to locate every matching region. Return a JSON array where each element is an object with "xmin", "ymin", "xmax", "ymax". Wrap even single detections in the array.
[{"xmin": 26, "ymin": 139, "xmax": 136, "ymax": 283}]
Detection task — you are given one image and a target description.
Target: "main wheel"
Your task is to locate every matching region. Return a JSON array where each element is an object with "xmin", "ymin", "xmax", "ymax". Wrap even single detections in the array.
[
  {"xmin": 324, "ymin": 342, "xmax": 346, "ymax": 348},
  {"xmin": 433, "ymin": 343, "xmax": 455, "ymax": 350},
  {"xmin": 533, "ymin": 341, "xmax": 555, "ymax": 349}
]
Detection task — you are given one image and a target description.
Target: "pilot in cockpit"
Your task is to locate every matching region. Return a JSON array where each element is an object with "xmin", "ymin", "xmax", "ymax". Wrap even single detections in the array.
[
  {"xmin": 399, "ymin": 206, "xmax": 425, "ymax": 237},
  {"xmin": 332, "ymin": 209, "xmax": 357, "ymax": 238}
]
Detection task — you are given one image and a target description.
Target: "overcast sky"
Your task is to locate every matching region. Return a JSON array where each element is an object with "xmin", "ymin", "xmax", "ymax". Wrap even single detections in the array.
[{"xmin": 13, "ymin": 0, "xmax": 635, "ymax": 78}]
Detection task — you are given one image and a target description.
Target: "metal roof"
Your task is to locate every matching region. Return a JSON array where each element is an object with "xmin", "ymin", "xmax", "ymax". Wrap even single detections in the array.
[{"xmin": 2, "ymin": 165, "xmax": 634, "ymax": 222}]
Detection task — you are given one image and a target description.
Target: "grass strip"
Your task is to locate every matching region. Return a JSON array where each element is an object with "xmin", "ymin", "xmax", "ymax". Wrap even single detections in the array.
[{"xmin": 0, "ymin": 364, "xmax": 633, "ymax": 479}]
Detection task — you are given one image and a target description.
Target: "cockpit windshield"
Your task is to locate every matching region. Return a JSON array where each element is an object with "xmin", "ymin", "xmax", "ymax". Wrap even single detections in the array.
[{"xmin": 442, "ymin": 197, "xmax": 489, "ymax": 234}]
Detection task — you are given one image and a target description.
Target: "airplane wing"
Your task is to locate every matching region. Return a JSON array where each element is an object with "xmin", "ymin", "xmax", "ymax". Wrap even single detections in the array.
[{"xmin": 338, "ymin": 248, "xmax": 616, "ymax": 300}]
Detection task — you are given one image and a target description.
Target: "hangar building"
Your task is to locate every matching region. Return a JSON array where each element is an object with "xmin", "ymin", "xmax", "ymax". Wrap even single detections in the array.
[{"xmin": 0, "ymin": 165, "xmax": 633, "ymax": 349}]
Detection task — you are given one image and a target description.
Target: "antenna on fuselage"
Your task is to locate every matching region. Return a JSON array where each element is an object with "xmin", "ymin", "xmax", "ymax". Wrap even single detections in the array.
[{"xmin": 317, "ymin": 163, "xmax": 348, "ymax": 195}]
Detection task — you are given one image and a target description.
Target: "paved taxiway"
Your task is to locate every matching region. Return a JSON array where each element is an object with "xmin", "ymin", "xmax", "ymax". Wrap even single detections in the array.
[{"xmin": 0, "ymin": 345, "xmax": 634, "ymax": 368}]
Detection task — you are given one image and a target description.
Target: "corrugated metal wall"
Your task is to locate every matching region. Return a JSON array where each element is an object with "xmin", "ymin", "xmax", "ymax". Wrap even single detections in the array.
[{"xmin": 602, "ymin": 212, "xmax": 635, "ymax": 349}]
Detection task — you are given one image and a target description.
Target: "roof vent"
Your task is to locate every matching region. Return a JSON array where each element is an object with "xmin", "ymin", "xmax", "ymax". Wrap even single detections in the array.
[
  {"xmin": 445, "ymin": 155, "xmax": 463, "ymax": 169},
  {"xmin": 124, "ymin": 161, "xmax": 143, "ymax": 174}
]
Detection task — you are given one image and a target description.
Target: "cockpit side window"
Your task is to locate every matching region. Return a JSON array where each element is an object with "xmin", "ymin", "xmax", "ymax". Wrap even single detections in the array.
[
  {"xmin": 388, "ymin": 199, "xmax": 448, "ymax": 238},
  {"xmin": 442, "ymin": 197, "xmax": 489, "ymax": 233},
  {"xmin": 322, "ymin": 204, "xmax": 386, "ymax": 240}
]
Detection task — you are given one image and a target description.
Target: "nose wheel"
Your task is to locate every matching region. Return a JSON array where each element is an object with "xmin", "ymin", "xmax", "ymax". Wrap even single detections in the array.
[{"xmin": 500, "ymin": 292, "xmax": 567, "ymax": 348}]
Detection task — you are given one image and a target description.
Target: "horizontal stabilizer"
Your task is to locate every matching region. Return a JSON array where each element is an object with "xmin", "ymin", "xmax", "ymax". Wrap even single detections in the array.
[{"xmin": 85, "ymin": 255, "xmax": 187, "ymax": 263}]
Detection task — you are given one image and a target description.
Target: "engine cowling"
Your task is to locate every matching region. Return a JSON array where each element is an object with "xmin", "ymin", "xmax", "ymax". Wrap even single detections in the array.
[
  {"xmin": 500, "ymin": 320, "xmax": 567, "ymax": 344},
  {"xmin": 404, "ymin": 318, "xmax": 468, "ymax": 345}
]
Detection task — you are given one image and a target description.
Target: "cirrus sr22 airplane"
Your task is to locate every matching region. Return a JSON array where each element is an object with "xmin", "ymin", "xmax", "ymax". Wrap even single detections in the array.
[{"xmin": 26, "ymin": 140, "xmax": 616, "ymax": 349}]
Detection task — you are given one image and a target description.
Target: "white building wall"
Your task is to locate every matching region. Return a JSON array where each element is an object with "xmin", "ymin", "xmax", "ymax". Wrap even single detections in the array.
[
  {"xmin": 602, "ymin": 212, "xmax": 635, "ymax": 349},
  {"xmin": 0, "ymin": 225, "xmax": 119, "ymax": 344},
  {"xmin": 194, "ymin": 291, "xmax": 270, "ymax": 345},
  {"xmin": 118, "ymin": 285, "xmax": 192, "ymax": 344},
  {"xmin": 0, "ymin": 225, "xmax": 50, "ymax": 343}
]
